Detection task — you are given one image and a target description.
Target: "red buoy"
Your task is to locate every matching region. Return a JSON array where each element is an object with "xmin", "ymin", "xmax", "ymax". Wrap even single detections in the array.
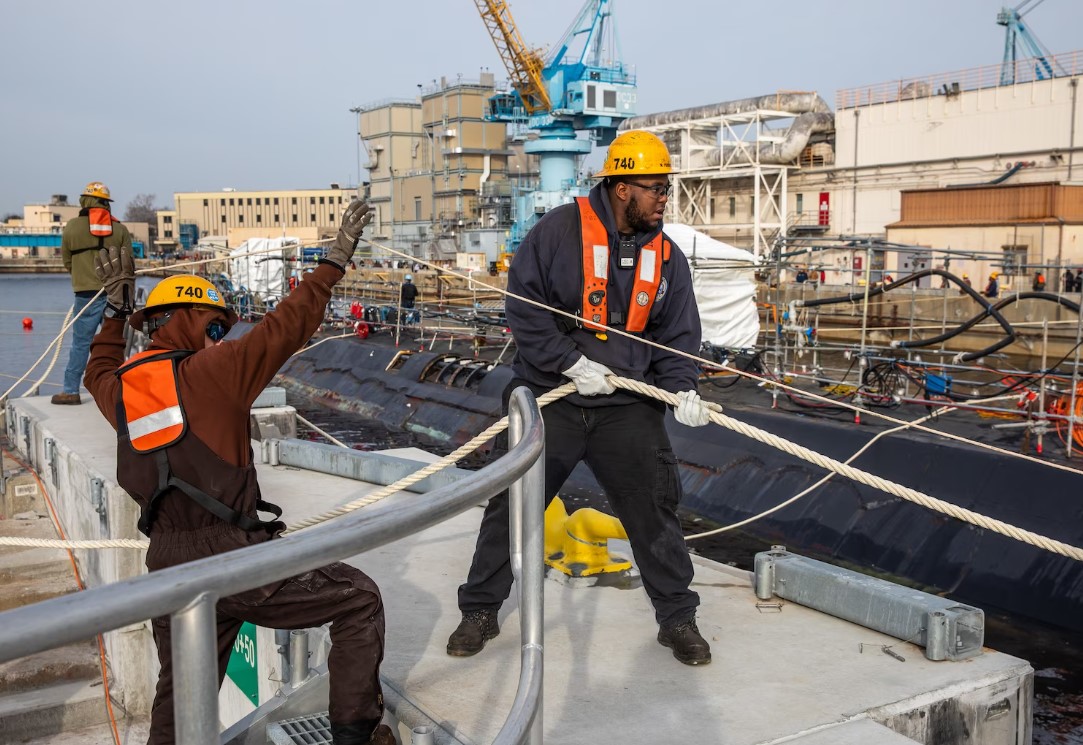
[
  {"xmin": 21, "ymin": 317, "xmax": 33, "ymax": 330},
  {"xmin": 354, "ymin": 321, "xmax": 370, "ymax": 339}
]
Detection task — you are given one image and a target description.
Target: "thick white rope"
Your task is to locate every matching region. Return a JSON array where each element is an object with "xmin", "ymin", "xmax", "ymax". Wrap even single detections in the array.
[
  {"xmin": 4, "ymin": 378, "xmax": 1083, "ymax": 562},
  {"xmin": 21, "ymin": 306, "xmax": 73, "ymax": 398}
]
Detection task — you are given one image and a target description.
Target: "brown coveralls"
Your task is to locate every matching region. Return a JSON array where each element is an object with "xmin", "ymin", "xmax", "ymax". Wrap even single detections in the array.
[{"xmin": 86, "ymin": 263, "xmax": 385, "ymax": 744}]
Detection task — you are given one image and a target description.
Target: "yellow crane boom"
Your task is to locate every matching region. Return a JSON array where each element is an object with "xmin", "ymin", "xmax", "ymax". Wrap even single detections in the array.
[{"xmin": 473, "ymin": 0, "xmax": 551, "ymax": 115}]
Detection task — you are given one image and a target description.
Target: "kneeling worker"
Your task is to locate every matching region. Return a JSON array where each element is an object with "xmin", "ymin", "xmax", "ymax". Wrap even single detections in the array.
[{"xmin": 84, "ymin": 200, "xmax": 396, "ymax": 745}]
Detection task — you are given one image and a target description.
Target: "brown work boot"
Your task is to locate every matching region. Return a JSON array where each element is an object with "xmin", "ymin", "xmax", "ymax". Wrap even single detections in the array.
[
  {"xmin": 657, "ymin": 617, "xmax": 712, "ymax": 666},
  {"xmin": 330, "ymin": 722, "xmax": 397, "ymax": 745},
  {"xmin": 446, "ymin": 609, "xmax": 500, "ymax": 656},
  {"xmin": 50, "ymin": 392, "xmax": 82, "ymax": 405},
  {"xmin": 369, "ymin": 724, "xmax": 397, "ymax": 744}
]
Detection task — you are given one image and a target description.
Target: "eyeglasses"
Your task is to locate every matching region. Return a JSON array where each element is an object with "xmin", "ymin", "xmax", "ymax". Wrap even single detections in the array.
[
  {"xmin": 206, "ymin": 319, "xmax": 229, "ymax": 342},
  {"xmin": 623, "ymin": 181, "xmax": 672, "ymax": 199}
]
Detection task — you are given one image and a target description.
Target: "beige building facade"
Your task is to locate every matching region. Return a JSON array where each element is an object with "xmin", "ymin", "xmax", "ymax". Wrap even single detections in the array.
[
  {"xmin": 155, "ymin": 186, "xmax": 361, "ymax": 254},
  {"xmin": 357, "ymin": 71, "xmax": 528, "ymax": 259}
]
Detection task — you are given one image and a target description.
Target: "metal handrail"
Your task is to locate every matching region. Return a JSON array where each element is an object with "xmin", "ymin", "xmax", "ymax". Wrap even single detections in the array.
[{"xmin": 0, "ymin": 387, "xmax": 546, "ymax": 745}]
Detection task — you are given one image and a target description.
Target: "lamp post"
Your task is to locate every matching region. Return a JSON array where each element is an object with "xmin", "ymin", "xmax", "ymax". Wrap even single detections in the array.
[{"xmin": 348, "ymin": 107, "xmax": 363, "ymax": 189}]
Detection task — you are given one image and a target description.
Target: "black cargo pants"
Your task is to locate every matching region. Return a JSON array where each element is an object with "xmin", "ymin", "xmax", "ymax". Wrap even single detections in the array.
[
  {"xmin": 457, "ymin": 381, "xmax": 699, "ymax": 626},
  {"xmin": 145, "ymin": 524, "xmax": 385, "ymax": 745}
]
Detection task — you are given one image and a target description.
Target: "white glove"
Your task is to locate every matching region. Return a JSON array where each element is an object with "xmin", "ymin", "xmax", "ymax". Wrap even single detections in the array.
[
  {"xmin": 562, "ymin": 356, "xmax": 616, "ymax": 396},
  {"xmin": 674, "ymin": 390, "xmax": 711, "ymax": 427}
]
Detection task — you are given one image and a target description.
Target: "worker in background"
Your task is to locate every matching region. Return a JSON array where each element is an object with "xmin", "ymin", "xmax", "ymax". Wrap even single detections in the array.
[
  {"xmin": 1063, "ymin": 269, "xmax": 1075, "ymax": 293},
  {"xmin": 1075, "ymin": 269, "xmax": 1083, "ymax": 293},
  {"xmin": 52, "ymin": 181, "xmax": 133, "ymax": 405},
  {"xmin": 959, "ymin": 273, "xmax": 972, "ymax": 294},
  {"xmin": 1032, "ymin": 271, "xmax": 1046, "ymax": 291},
  {"xmin": 84, "ymin": 201, "xmax": 396, "ymax": 745},
  {"xmin": 982, "ymin": 272, "xmax": 999, "ymax": 299},
  {"xmin": 399, "ymin": 273, "xmax": 418, "ymax": 324},
  {"xmin": 447, "ymin": 130, "xmax": 714, "ymax": 667},
  {"xmin": 795, "ymin": 266, "xmax": 809, "ymax": 283}
]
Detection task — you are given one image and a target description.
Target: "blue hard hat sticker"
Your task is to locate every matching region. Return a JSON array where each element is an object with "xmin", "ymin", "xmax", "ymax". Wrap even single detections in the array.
[{"xmin": 208, "ymin": 289, "xmax": 220, "ymax": 302}]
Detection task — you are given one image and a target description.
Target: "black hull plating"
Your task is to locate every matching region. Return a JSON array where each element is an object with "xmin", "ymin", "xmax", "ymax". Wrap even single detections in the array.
[{"xmin": 275, "ymin": 336, "xmax": 1083, "ymax": 632}]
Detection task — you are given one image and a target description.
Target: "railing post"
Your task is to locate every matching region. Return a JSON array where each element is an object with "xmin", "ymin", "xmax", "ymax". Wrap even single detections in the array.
[
  {"xmin": 172, "ymin": 592, "xmax": 220, "ymax": 745},
  {"xmin": 508, "ymin": 387, "xmax": 545, "ymax": 744}
]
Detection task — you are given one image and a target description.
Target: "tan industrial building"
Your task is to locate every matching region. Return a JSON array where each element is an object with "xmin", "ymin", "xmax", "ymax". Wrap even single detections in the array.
[
  {"xmin": 356, "ymin": 71, "xmax": 531, "ymax": 262},
  {"xmin": 1, "ymin": 194, "xmax": 150, "ymax": 259},
  {"xmin": 154, "ymin": 187, "xmax": 360, "ymax": 255}
]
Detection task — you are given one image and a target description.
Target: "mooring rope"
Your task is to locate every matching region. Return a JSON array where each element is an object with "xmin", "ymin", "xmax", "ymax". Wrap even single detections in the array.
[{"xmin": 4, "ymin": 377, "xmax": 1083, "ymax": 562}]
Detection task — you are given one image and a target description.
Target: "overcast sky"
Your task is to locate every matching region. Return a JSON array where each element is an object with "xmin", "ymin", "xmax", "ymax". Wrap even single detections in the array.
[{"xmin": 2, "ymin": 0, "xmax": 1080, "ymax": 219}]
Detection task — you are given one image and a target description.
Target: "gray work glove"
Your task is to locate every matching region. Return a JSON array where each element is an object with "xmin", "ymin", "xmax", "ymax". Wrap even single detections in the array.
[
  {"xmin": 324, "ymin": 199, "xmax": 373, "ymax": 270},
  {"xmin": 562, "ymin": 356, "xmax": 616, "ymax": 396},
  {"xmin": 673, "ymin": 389, "xmax": 712, "ymax": 427},
  {"xmin": 93, "ymin": 246, "xmax": 135, "ymax": 318}
]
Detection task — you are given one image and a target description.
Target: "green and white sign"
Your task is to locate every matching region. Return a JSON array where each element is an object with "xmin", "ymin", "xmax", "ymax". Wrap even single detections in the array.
[{"xmin": 225, "ymin": 622, "xmax": 259, "ymax": 705}]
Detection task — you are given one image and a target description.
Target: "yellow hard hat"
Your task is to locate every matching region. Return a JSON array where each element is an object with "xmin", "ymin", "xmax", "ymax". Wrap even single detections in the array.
[
  {"xmin": 594, "ymin": 131, "xmax": 673, "ymax": 178},
  {"xmin": 82, "ymin": 181, "xmax": 112, "ymax": 201},
  {"xmin": 129, "ymin": 275, "xmax": 238, "ymax": 333},
  {"xmin": 990, "ymin": 272, "xmax": 999, "ymax": 279}
]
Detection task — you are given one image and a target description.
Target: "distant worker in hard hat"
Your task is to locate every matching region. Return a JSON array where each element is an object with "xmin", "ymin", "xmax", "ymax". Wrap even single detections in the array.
[
  {"xmin": 1032, "ymin": 271, "xmax": 1046, "ymax": 291},
  {"xmin": 52, "ymin": 181, "xmax": 133, "ymax": 405},
  {"xmin": 448, "ymin": 130, "xmax": 714, "ymax": 666},
  {"xmin": 83, "ymin": 201, "xmax": 396, "ymax": 745},
  {"xmin": 959, "ymin": 273, "xmax": 972, "ymax": 294},
  {"xmin": 399, "ymin": 273, "xmax": 418, "ymax": 324},
  {"xmin": 983, "ymin": 272, "xmax": 999, "ymax": 299}
]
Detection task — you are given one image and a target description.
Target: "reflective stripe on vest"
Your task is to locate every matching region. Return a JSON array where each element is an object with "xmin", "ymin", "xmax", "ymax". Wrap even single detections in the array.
[
  {"xmin": 576, "ymin": 196, "xmax": 668, "ymax": 334},
  {"xmin": 119, "ymin": 351, "xmax": 186, "ymax": 452},
  {"xmin": 88, "ymin": 207, "xmax": 114, "ymax": 237}
]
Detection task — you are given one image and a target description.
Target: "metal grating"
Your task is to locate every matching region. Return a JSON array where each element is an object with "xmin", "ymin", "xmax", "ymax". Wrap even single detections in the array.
[{"xmin": 266, "ymin": 712, "xmax": 332, "ymax": 745}]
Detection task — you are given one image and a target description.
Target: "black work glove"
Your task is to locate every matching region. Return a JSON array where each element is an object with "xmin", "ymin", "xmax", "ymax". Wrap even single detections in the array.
[
  {"xmin": 323, "ymin": 199, "xmax": 373, "ymax": 270},
  {"xmin": 93, "ymin": 246, "xmax": 135, "ymax": 318}
]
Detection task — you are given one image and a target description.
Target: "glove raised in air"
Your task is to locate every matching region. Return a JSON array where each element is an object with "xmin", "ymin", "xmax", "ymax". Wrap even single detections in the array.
[
  {"xmin": 562, "ymin": 356, "xmax": 616, "ymax": 396},
  {"xmin": 323, "ymin": 199, "xmax": 373, "ymax": 270},
  {"xmin": 674, "ymin": 389, "xmax": 711, "ymax": 427},
  {"xmin": 93, "ymin": 246, "xmax": 135, "ymax": 318}
]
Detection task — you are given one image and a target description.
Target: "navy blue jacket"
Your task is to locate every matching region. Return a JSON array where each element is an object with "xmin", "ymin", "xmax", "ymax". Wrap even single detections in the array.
[{"xmin": 506, "ymin": 182, "xmax": 702, "ymax": 407}]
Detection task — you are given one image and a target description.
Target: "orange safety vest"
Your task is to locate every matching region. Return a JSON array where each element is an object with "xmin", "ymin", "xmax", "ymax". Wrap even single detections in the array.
[
  {"xmin": 88, "ymin": 207, "xmax": 115, "ymax": 237},
  {"xmin": 118, "ymin": 350, "xmax": 188, "ymax": 452},
  {"xmin": 576, "ymin": 196, "xmax": 669, "ymax": 335}
]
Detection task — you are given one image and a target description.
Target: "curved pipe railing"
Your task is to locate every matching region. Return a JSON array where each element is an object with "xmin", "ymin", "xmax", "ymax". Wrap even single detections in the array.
[{"xmin": 0, "ymin": 387, "xmax": 546, "ymax": 745}]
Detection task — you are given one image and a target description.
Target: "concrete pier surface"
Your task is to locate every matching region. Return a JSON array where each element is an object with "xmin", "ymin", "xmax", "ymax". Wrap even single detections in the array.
[{"xmin": 2, "ymin": 395, "xmax": 1033, "ymax": 744}]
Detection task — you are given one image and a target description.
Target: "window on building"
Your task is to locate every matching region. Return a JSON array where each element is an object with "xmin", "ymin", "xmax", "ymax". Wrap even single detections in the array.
[
  {"xmin": 338, "ymin": 196, "xmax": 343, "ymax": 204},
  {"xmin": 238, "ymin": 215, "xmax": 244, "ymax": 223},
  {"xmin": 247, "ymin": 198, "xmax": 252, "ymax": 206},
  {"xmin": 256, "ymin": 214, "xmax": 261, "ymax": 223},
  {"xmin": 221, "ymin": 215, "xmax": 227, "ymax": 223},
  {"xmin": 292, "ymin": 214, "xmax": 297, "ymax": 222},
  {"xmin": 164, "ymin": 215, "xmax": 173, "ymax": 223},
  {"xmin": 229, "ymin": 198, "xmax": 234, "ymax": 206},
  {"xmin": 203, "ymin": 199, "xmax": 208, "ymax": 207},
  {"xmin": 256, "ymin": 198, "xmax": 261, "ymax": 206},
  {"xmin": 796, "ymin": 194, "xmax": 804, "ymax": 214},
  {"xmin": 52, "ymin": 214, "xmax": 61, "ymax": 223},
  {"xmin": 274, "ymin": 197, "xmax": 279, "ymax": 205},
  {"xmin": 291, "ymin": 197, "xmax": 297, "ymax": 205},
  {"xmin": 274, "ymin": 214, "xmax": 280, "ymax": 223},
  {"xmin": 728, "ymin": 197, "xmax": 736, "ymax": 217},
  {"xmin": 310, "ymin": 213, "xmax": 316, "ymax": 221},
  {"xmin": 310, "ymin": 197, "xmax": 316, "ymax": 205},
  {"xmin": 319, "ymin": 196, "xmax": 325, "ymax": 204},
  {"xmin": 415, "ymin": 197, "xmax": 422, "ymax": 221},
  {"xmin": 328, "ymin": 214, "xmax": 335, "ymax": 224},
  {"xmin": 164, "ymin": 230, "xmax": 173, "ymax": 238},
  {"xmin": 1001, "ymin": 245, "xmax": 1028, "ymax": 276},
  {"xmin": 220, "ymin": 198, "xmax": 225, "ymax": 206}
]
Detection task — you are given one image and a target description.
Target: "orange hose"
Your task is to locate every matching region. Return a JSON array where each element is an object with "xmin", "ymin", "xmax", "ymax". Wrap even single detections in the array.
[
  {"xmin": 1048, "ymin": 383, "xmax": 1083, "ymax": 449},
  {"xmin": 1, "ymin": 443, "xmax": 122, "ymax": 745}
]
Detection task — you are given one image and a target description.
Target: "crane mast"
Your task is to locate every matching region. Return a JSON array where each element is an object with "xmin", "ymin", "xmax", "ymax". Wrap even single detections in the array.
[{"xmin": 473, "ymin": 0, "xmax": 551, "ymax": 115}]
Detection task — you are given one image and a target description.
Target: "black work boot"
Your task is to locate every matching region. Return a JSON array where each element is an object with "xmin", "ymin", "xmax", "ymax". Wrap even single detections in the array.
[
  {"xmin": 446, "ymin": 609, "xmax": 500, "ymax": 656},
  {"xmin": 657, "ymin": 617, "xmax": 712, "ymax": 666}
]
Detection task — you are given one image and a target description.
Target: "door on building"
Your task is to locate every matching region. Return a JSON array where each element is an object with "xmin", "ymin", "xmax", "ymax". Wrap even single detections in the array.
[{"xmin": 898, "ymin": 250, "xmax": 931, "ymax": 288}]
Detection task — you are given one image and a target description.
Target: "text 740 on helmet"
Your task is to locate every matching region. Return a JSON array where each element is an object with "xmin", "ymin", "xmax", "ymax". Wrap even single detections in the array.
[
  {"xmin": 594, "ymin": 131, "xmax": 673, "ymax": 178},
  {"xmin": 82, "ymin": 181, "xmax": 113, "ymax": 201},
  {"xmin": 129, "ymin": 275, "xmax": 238, "ymax": 334}
]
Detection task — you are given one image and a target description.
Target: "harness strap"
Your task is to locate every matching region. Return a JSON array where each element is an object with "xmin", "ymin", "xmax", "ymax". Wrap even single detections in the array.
[{"xmin": 136, "ymin": 445, "xmax": 284, "ymax": 536}]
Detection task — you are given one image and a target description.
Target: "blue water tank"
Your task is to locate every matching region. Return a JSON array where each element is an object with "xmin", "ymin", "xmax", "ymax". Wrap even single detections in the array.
[{"xmin": 178, "ymin": 223, "xmax": 199, "ymax": 249}]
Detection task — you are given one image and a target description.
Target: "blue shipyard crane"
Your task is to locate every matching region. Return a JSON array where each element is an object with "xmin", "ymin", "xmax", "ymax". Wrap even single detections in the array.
[
  {"xmin": 996, "ymin": 0, "xmax": 1065, "ymax": 85},
  {"xmin": 474, "ymin": 0, "xmax": 638, "ymax": 248}
]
